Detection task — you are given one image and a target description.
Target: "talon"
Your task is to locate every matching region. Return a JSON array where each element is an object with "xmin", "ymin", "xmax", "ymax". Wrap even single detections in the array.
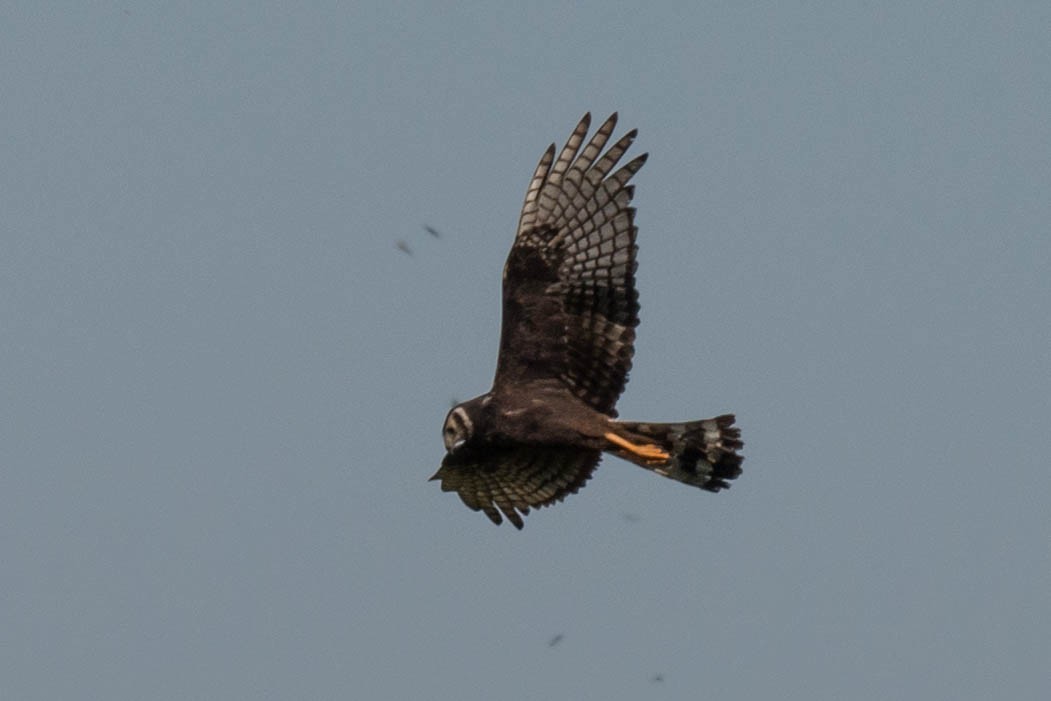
[{"xmin": 604, "ymin": 432, "xmax": 670, "ymax": 462}]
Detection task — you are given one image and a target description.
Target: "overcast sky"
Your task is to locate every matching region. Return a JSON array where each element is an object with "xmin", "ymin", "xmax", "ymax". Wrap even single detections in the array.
[{"xmin": 2, "ymin": 3, "xmax": 1049, "ymax": 700}]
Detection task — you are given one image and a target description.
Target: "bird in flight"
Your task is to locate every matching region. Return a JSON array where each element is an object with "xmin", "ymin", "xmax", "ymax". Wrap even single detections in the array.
[{"xmin": 430, "ymin": 113, "xmax": 743, "ymax": 528}]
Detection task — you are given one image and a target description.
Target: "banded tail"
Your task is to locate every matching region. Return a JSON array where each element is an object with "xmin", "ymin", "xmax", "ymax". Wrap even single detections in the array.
[{"xmin": 609, "ymin": 415, "xmax": 743, "ymax": 491}]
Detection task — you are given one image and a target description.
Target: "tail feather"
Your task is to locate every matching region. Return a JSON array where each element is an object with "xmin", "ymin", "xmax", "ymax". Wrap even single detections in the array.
[{"xmin": 611, "ymin": 414, "xmax": 743, "ymax": 492}]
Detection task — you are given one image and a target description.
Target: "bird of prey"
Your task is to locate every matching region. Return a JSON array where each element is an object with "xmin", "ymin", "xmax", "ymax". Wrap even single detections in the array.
[{"xmin": 430, "ymin": 113, "xmax": 743, "ymax": 528}]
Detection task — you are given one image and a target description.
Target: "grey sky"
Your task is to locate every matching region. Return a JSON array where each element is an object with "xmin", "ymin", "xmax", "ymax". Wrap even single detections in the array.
[{"xmin": 2, "ymin": 3, "xmax": 1049, "ymax": 699}]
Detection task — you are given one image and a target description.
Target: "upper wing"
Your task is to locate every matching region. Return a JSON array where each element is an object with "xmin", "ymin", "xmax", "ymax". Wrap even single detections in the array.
[
  {"xmin": 493, "ymin": 113, "xmax": 647, "ymax": 417},
  {"xmin": 430, "ymin": 445, "xmax": 600, "ymax": 529}
]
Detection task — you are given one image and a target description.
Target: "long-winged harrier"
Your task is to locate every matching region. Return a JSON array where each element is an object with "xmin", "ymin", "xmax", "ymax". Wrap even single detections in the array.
[{"xmin": 431, "ymin": 113, "xmax": 743, "ymax": 528}]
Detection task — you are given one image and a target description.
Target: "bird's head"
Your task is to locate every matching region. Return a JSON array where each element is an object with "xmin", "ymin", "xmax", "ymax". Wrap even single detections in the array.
[{"xmin": 442, "ymin": 394, "xmax": 490, "ymax": 453}]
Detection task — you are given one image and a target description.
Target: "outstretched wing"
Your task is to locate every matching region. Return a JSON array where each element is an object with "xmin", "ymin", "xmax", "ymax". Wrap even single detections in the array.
[
  {"xmin": 493, "ymin": 113, "xmax": 647, "ymax": 416},
  {"xmin": 430, "ymin": 445, "xmax": 600, "ymax": 529}
]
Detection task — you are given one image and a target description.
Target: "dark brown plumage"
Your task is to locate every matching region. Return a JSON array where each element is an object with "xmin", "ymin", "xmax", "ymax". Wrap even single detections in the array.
[{"xmin": 431, "ymin": 113, "xmax": 743, "ymax": 528}]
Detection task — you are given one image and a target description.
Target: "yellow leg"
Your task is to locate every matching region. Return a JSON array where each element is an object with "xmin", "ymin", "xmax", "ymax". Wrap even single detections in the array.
[{"xmin": 604, "ymin": 432, "xmax": 670, "ymax": 461}]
